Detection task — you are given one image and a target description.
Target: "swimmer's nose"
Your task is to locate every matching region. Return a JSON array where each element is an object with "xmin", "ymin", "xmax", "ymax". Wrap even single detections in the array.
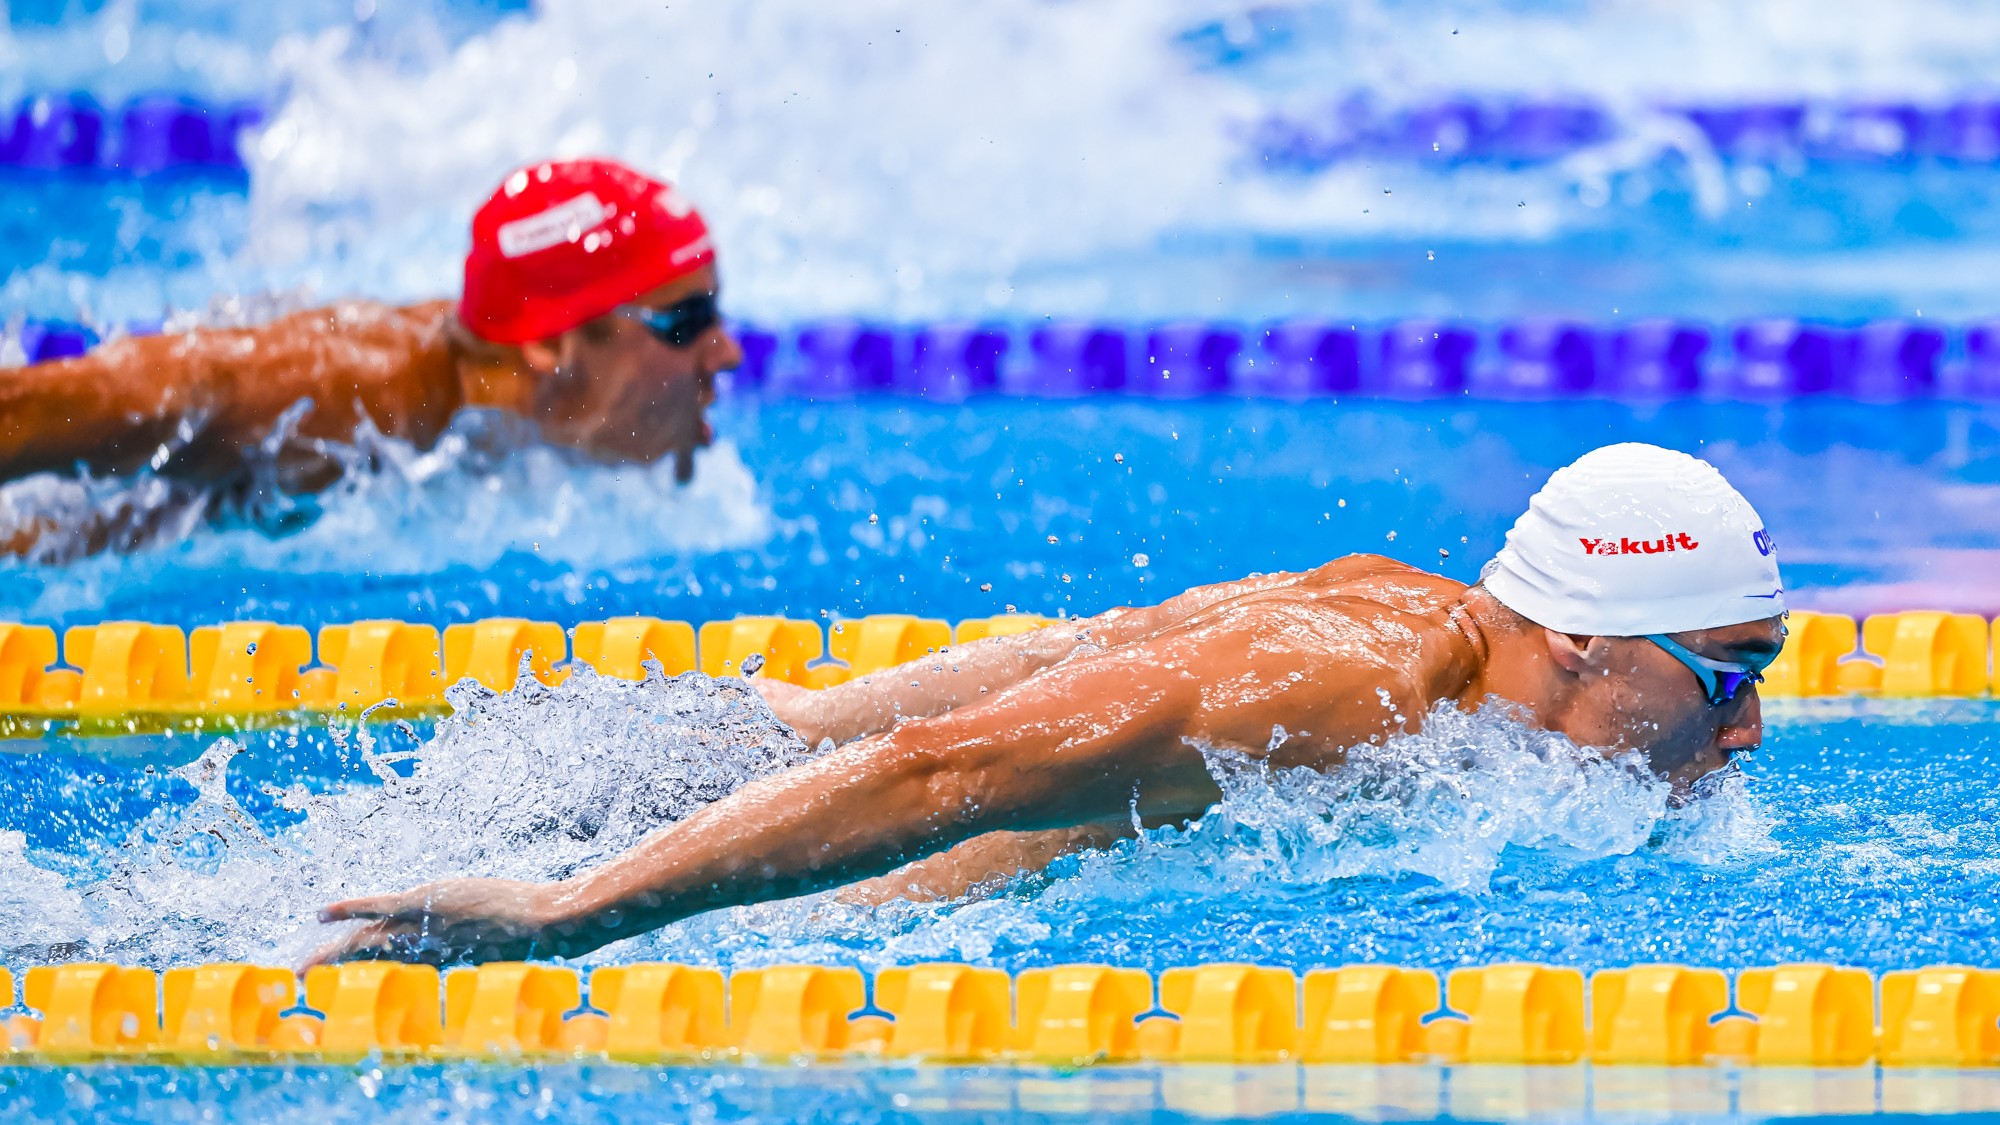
[
  {"xmin": 1716, "ymin": 688, "xmax": 1763, "ymax": 757},
  {"xmin": 702, "ymin": 322, "xmax": 743, "ymax": 380}
]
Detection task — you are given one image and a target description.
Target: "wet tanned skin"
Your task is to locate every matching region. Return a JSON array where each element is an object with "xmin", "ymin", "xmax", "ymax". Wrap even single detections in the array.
[
  {"xmin": 0, "ymin": 301, "xmax": 463, "ymax": 491},
  {"xmin": 0, "ymin": 265, "xmax": 740, "ymax": 553},
  {"xmin": 311, "ymin": 555, "xmax": 1781, "ymax": 965}
]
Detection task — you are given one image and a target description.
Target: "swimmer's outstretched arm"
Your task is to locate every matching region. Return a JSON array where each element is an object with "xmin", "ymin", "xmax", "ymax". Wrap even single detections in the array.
[
  {"xmin": 0, "ymin": 340, "xmax": 207, "ymax": 479},
  {"xmin": 312, "ymin": 609, "xmax": 1417, "ymax": 965},
  {"xmin": 765, "ymin": 569, "xmax": 1322, "ymax": 746},
  {"xmin": 0, "ymin": 301, "xmax": 454, "ymax": 485}
]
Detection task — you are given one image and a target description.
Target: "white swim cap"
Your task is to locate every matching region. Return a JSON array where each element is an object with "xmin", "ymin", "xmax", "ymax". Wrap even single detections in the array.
[{"xmin": 1481, "ymin": 443, "xmax": 1784, "ymax": 636}]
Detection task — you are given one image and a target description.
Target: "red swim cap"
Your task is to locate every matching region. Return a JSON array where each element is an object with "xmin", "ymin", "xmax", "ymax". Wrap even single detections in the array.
[{"xmin": 459, "ymin": 157, "xmax": 715, "ymax": 344}]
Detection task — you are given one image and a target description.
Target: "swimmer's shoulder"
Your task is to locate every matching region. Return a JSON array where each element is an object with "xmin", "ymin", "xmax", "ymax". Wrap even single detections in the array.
[
  {"xmin": 1298, "ymin": 553, "xmax": 1469, "ymax": 608},
  {"xmin": 162, "ymin": 298, "xmax": 461, "ymax": 443},
  {"xmin": 1187, "ymin": 554, "xmax": 1465, "ymax": 621},
  {"xmin": 276, "ymin": 298, "xmax": 455, "ymax": 358},
  {"xmin": 1286, "ymin": 555, "xmax": 1480, "ymax": 698},
  {"xmin": 77, "ymin": 299, "xmax": 453, "ymax": 374},
  {"xmin": 262, "ymin": 300, "xmax": 462, "ymax": 437}
]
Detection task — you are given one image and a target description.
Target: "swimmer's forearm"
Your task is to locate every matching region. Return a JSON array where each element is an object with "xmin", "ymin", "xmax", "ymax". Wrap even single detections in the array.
[
  {"xmin": 546, "ymin": 645, "xmax": 1217, "ymax": 953},
  {"xmin": 547, "ymin": 734, "xmax": 1010, "ymax": 949},
  {"xmin": 0, "ymin": 341, "xmax": 201, "ymax": 476}
]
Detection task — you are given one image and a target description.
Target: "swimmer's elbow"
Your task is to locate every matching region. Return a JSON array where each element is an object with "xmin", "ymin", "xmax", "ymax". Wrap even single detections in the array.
[{"xmin": 875, "ymin": 723, "xmax": 1023, "ymax": 836}]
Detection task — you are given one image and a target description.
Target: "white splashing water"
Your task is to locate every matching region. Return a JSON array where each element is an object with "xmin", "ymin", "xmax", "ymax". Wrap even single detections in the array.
[
  {"xmin": 237, "ymin": 0, "xmax": 1252, "ymax": 320},
  {"xmin": 10, "ymin": 0, "xmax": 2000, "ymax": 321},
  {"xmin": 0, "ymin": 413, "xmax": 771, "ymax": 615},
  {"xmin": 0, "ymin": 666, "xmax": 819, "ymax": 967},
  {"xmin": 187, "ymin": 419, "xmax": 772, "ymax": 573},
  {"xmin": 209, "ymin": 0, "xmax": 2000, "ymax": 317}
]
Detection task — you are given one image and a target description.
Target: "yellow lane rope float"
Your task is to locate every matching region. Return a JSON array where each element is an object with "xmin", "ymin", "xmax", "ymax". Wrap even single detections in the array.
[
  {"xmin": 0, "ymin": 608, "xmax": 1988, "ymax": 733},
  {"xmin": 2, "ymin": 960, "xmax": 1995, "ymax": 1068}
]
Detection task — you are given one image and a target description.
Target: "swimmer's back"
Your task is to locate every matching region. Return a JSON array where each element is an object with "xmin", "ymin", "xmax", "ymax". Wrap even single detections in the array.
[
  {"xmin": 1069, "ymin": 553, "xmax": 1481, "ymax": 749},
  {"xmin": 1186, "ymin": 553, "xmax": 1479, "ymax": 698},
  {"xmin": 0, "ymin": 300, "xmax": 462, "ymax": 487}
]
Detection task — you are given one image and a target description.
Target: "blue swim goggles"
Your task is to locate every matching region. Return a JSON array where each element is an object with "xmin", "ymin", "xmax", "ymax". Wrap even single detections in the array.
[{"xmin": 1644, "ymin": 633, "xmax": 1780, "ymax": 707}]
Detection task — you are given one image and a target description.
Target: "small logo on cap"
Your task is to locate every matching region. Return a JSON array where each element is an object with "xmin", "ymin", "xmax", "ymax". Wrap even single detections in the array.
[
  {"xmin": 1752, "ymin": 528, "xmax": 1775, "ymax": 556},
  {"xmin": 496, "ymin": 192, "xmax": 615, "ymax": 258},
  {"xmin": 1579, "ymin": 533, "xmax": 1698, "ymax": 556}
]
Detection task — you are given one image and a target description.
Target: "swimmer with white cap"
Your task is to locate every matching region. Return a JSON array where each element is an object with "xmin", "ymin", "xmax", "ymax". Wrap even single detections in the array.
[{"xmin": 312, "ymin": 442, "xmax": 1788, "ymax": 965}]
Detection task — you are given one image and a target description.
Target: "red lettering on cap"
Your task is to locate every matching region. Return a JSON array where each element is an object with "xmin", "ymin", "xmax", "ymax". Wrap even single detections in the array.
[{"xmin": 1582, "ymin": 532, "xmax": 1701, "ymax": 558}]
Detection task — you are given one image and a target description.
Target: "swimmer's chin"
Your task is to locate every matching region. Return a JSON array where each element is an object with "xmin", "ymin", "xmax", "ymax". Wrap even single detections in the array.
[
  {"xmin": 1601, "ymin": 743, "xmax": 1735, "ymax": 808},
  {"xmin": 1666, "ymin": 761, "xmax": 1748, "ymax": 809}
]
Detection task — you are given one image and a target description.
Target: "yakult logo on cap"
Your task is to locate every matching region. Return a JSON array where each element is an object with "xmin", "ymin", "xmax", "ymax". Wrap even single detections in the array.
[{"xmin": 1578, "ymin": 532, "xmax": 1699, "ymax": 556}]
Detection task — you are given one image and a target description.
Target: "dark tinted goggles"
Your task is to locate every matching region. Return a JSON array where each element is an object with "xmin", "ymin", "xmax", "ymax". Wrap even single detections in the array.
[{"xmin": 619, "ymin": 293, "xmax": 720, "ymax": 349}]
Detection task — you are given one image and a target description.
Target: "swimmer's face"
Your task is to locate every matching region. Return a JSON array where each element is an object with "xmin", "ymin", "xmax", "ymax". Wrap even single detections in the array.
[
  {"xmin": 1550, "ymin": 616, "xmax": 1785, "ymax": 793},
  {"xmin": 527, "ymin": 264, "xmax": 742, "ymax": 479}
]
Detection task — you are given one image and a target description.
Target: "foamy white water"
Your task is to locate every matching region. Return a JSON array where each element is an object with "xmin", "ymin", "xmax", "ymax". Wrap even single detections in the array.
[
  {"xmin": 0, "ymin": 412, "xmax": 772, "ymax": 620},
  {"xmin": 238, "ymin": 0, "xmax": 2000, "ymax": 317},
  {"xmin": 0, "ymin": 666, "xmax": 820, "ymax": 967}
]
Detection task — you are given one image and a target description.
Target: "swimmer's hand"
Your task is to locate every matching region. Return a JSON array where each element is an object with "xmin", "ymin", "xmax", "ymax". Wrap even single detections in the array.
[
  {"xmin": 753, "ymin": 676, "xmax": 831, "ymax": 746},
  {"xmin": 305, "ymin": 878, "xmax": 568, "ymax": 968}
]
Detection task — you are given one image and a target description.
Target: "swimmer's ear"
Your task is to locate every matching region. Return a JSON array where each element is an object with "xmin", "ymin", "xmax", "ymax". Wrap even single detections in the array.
[
  {"xmin": 1542, "ymin": 628, "xmax": 1604, "ymax": 675},
  {"xmin": 519, "ymin": 338, "xmax": 562, "ymax": 376}
]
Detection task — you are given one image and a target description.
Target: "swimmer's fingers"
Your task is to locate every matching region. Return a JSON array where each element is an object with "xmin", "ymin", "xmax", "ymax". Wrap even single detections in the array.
[
  {"xmin": 318, "ymin": 890, "xmax": 425, "ymax": 924},
  {"xmin": 310, "ymin": 878, "xmax": 560, "ymax": 967},
  {"xmin": 752, "ymin": 676, "xmax": 820, "ymax": 736},
  {"xmin": 299, "ymin": 919, "xmax": 422, "ymax": 971},
  {"xmin": 319, "ymin": 877, "xmax": 539, "ymax": 924}
]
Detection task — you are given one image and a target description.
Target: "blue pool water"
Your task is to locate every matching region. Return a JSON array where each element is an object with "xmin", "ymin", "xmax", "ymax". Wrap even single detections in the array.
[
  {"xmin": 6, "ymin": 1059, "xmax": 1989, "ymax": 1123},
  {"xmin": 8, "ymin": 1, "xmax": 2000, "ymax": 1122},
  {"xmin": 1, "ymin": 396, "xmax": 1996, "ymax": 630}
]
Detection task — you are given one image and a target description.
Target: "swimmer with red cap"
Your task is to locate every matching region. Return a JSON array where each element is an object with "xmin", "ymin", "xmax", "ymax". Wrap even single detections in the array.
[
  {"xmin": 311, "ymin": 443, "xmax": 1790, "ymax": 966},
  {"xmin": 0, "ymin": 157, "xmax": 741, "ymax": 556}
]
